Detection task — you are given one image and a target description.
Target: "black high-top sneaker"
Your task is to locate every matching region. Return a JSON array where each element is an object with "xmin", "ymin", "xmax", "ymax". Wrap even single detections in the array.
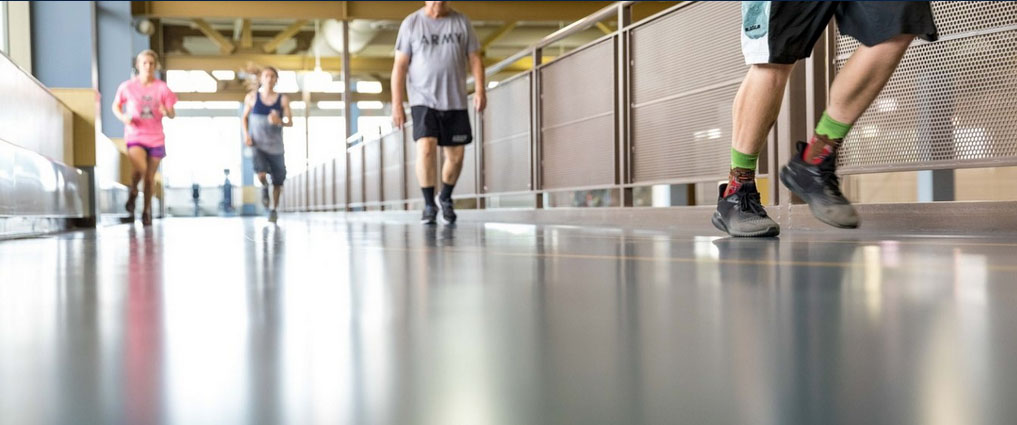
[
  {"xmin": 712, "ymin": 181, "xmax": 780, "ymax": 237},
  {"xmin": 437, "ymin": 196, "xmax": 456, "ymax": 224},
  {"xmin": 421, "ymin": 203, "xmax": 438, "ymax": 225},
  {"xmin": 780, "ymin": 141, "xmax": 859, "ymax": 229}
]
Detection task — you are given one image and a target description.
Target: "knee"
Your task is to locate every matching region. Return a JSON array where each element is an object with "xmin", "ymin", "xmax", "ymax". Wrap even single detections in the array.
[
  {"xmin": 419, "ymin": 146, "xmax": 437, "ymax": 161},
  {"xmin": 750, "ymin": 63, "xmax": 794, "ymax": 83},
  {"xmin": 882, "ymin": 33, "xmax": 915, "ymax": 51},
  {"xmin": 132, "ymin": 168, "xmax": 146, "ymax": 179},
  {"xmin": 447, "ymin": 152, "xmax": 464, "ymax": 167}
]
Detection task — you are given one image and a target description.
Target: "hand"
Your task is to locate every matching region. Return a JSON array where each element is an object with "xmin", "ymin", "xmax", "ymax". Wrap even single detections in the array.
[
  {"xmin": 392, "ymin": 107, "xmax": 406, "ymax": 128},
  {"xmin": 158, "ymin": 104, "xmax": 168, "ymax": 116},
  {"xmin": 268, "ymin": 110, "xmax": 282, "ymax": 126},
  {"xmin": 245, "ymin": 135, "xmax": 254, "ymax": 147},
  {"xmin": 474, "ymin": 92, "xmax": 487, "ymax": 112},
  {"xmin": 121, "ymin": 114, "xmax": 133, "ymax": 126}
]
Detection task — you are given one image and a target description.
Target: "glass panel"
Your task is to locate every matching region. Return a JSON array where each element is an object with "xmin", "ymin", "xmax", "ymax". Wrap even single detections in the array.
[{"xmin": 161, "ymin": 116, "xmax": 242, "ymax": 187}]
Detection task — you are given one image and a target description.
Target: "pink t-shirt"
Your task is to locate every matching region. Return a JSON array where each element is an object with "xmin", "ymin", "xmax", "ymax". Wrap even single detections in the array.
[{"xmin": 113, "ymin": 78, "xmax": 177, "ymax": 147}]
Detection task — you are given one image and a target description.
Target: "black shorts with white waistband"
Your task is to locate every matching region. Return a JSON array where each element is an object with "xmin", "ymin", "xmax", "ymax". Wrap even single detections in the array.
[
  {"xmin": 741, "ymin": 1, "xmax": 939, "ymax": 65},
  {"xmin": 411, "ymin": 106, "xmax": 473, "ymax": 146}
]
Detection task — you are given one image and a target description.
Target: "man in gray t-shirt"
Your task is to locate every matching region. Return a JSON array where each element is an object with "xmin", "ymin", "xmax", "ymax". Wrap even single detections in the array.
[{"xmin": 392, "ymin": 1, "xmax": 486, "ymax": 225}]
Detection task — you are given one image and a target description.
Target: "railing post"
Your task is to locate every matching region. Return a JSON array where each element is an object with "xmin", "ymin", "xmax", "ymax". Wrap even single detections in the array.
[
  {"xmin": 531, "ymin": 48, "xmax": 544, "ymax": 209},
  {"xmin": 617, "ymin": 2, "xmax": 633, "ymax": 207},
  {"xmin": 342, "ymin": 19, "xmax": 353, "ymax": 212}
]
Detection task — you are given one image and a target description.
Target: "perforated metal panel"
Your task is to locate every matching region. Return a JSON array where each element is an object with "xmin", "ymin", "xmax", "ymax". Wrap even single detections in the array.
[
  {"xmin": 349, "ymin": 145, "xmax": 364, "ymax": 205},
  {"xmin": 455, "ymin": 99, "xmax": 477, "ymax": 196},
  {"xmin": 333, "ymin": 157, "xmax": 346, "ymax": 207},
  {"xmin": 313, "ymin": 165, "xmax": 323, "ymax": 209},
  {"xmin": 382, "ymin": 131, "xmax": 404, "ymax": 202},
  {"xmin": 630, "ymin": 1, "xmax": 743, "ymax": 183},
  {"xmin": 540, "ymin": 39, "xmax": 615, "ymax": 189},
  {"xmin": 483, "ymin": 74, "xmax": 532, "ymax": 193},
  {"xmin": 364, "ymin": 139, "xmax": 382, "ymax": 203},
  {"xmin": 323, "ymin": 161, "xmax": 334, "ymax": 207},
  {"xmin": 837, "ymin": 2, "xmax": 1017, "ymax": 174}
]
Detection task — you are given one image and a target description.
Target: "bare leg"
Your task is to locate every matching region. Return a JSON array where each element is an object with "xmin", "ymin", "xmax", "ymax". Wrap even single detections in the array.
[
  {"xmin": 257, "ymin": 172, "xmax": 269, "ymax": 186},
  {"xmin": 273, "ymin": 186, "xmax": 282, "ymax": 210},
  {"xmin": 415, "ymin": 137, "xmax": 438, "ymax": 188},
  {"xmin": 127, "ymin": 147, "xmax": 148, "ymax": 195},
  {"xmin": 826, "ymin": 34, "xmax": 913, "ymax": 123},
  {"xmin": 732, "ymin": 63, "xmax": 795, "ymax": 155},
  {"xmin": 441, "ymin": 145, "xmax": 465, "ymax": 186},
  {"xmin": 143, "ymin": 156, "xmax": 162, "ymax": 216}
]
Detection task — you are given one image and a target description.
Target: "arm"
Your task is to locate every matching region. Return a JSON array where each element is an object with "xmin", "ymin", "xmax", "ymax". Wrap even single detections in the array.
[
  {"xmin": 242, "ymin": 92, "xmax": 254, "ymax": 146},
  {"xmin": 280, "ymin": 95, "xmax": 294, "ymax": 128},
  {"xmin": 469, "ymin": 51, "xmax": 486, "ymax": 112},
  {"xmin": 111, "ymin": 85, "xmax": 132, "ymax": 126},
  {"xmin": 160, "ymin": 87, "xmax": 178, "ymax": 119},
  {"xmin": 391, "ymin": 51, "xmax": 411, "ymax": 127},
  {"xmin": 112, "ymin": 98, "xmax": 131, "ymax": 126}
]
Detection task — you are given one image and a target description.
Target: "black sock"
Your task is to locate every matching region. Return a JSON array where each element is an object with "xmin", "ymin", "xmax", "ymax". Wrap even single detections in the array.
[
  {"xmin": 422, "ymin": 187, "xmax": 436, "ymax": 206},
  {"xmin": 439, "ymin": 183, "xmax": 455, "ymax": 201}
]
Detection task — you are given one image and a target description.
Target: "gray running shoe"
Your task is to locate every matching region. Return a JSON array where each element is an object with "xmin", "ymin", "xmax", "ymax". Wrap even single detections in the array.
[
  {"xmin": 780, "ymin": 141, "xmax": 859, "ymax": 229},
  {"xmin": 712, "ymin": 181, "xmax": 780, "ymax": 237}
]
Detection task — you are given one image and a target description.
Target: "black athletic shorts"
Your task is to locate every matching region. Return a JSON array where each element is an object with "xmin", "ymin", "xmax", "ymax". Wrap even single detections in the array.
[
  {"xmin": 411, "ymin": 106, "xmax": 473, "ymax": 146},
  {"xmin": 253, "ymin": 148, "xmax": 287, "ymax": 185},
  {"xmin": 741, "ymin": 1, "xmax": 939, "ymax": 64}
]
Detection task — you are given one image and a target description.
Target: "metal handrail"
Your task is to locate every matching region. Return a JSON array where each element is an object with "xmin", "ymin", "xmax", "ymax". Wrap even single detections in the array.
[{"xmin": 480, "ymin": 1, "xmax": 636, "ymax": 78}]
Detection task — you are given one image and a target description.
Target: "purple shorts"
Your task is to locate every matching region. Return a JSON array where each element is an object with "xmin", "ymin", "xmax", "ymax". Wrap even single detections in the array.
[{"xmin": 126, "ymin": 142, "xmax": 167, "ymax": 159}]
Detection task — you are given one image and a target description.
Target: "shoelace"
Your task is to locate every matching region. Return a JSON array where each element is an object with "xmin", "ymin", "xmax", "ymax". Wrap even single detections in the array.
[{"xmin": 738, "ymin": 191, "xmax": 768, "ymax": 217}]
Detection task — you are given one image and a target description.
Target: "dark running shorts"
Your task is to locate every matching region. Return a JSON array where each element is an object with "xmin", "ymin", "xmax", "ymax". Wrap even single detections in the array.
[
  {"xmin": 253, "ymin": 148, "xmax": 287, "ymax": 185},
  {"xmin": 127, "ymin": 142, "xmax": 167, "ymax": 159},
  {"xmin": 411, "ymin": 106, "xmax": 473, "ymax": 146},
  {"xmin": 741, "ymin": 1, "xmax": 939, "ymax": 65}
]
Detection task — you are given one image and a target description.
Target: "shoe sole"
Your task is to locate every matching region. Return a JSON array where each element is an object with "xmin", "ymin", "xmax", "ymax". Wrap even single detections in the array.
[
  {"xmin": 779, "ymin": 166, "xmax": 859, "ymax": 229},
  {"xmin": 712, "ymin": 212, "xmax": 780, "ymax": 237}
]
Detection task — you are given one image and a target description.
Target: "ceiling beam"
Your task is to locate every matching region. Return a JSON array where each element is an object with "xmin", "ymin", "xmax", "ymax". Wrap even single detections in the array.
[
  {"xmin": 595, "ymin": 22, "xmax": 613, "ymax": 35},
  {"xmin": 481, "ymin": 22, "xmax": 517, "ymax": 54},
  {"xmin": 240, "ymin": 19, "xmax": 253, "ymax": 49},
  {"xmin": 192, "ymin": 18, "xmax": 236, "ymax": 54},
  {"xmin": 137, "ymin": 1, "xmax": 658, "ymax": 21},
  {"xmin": 140, "ymin": 1, "xmax": 343, "ymax": 19},
  {"xmin": 165, "ymin": 54, "xmax": 535, "ymax": 75},
  {"xmin": 263, "ymin": 20, "xmax": 309, "ymax": 53},
  {"xmin": 176, "ymin": 92, "xmax": 390, "ymax": 102}
]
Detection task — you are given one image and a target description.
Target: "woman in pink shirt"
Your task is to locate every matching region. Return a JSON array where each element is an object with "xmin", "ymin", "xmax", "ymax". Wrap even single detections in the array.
[{"xmin": 112, "ymin": 50, "xmax": 177, "ymax": 226}]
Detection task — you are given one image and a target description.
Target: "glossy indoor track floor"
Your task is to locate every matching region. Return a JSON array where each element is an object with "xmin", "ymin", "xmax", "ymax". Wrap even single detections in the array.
[{"xmin": 2, "ymin": 215, "xmax": 1016, "ymax": 425}]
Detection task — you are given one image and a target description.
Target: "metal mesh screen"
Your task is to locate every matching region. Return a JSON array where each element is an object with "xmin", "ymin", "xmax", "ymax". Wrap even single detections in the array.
[
  {"xmin": 314, "ymin": 165, "xmax": 323, "ymax": 208},
  {"xmin": 630, "ymin": 1, "xmax": 743, "ymax": 183},
  {"xmin": 323, "ymin": 161, "xmax": 334, "ymax": 207},
  {"xmin": 837, "ymin": 2, "xmax": 1017, "ymax": 174},
  {"xmin": 483, "ymin": 75, "xmax": 532, "ymax": 193},
  {"xmin": 349, "ymin": 145, "xmax": 364, "ymax": 204},
  {"xmin": 540, "ymin": 40, "xmax": 615, "ymax": 189},
  {"xmin": 382, "ymin": 131, "xmax": 404, "ymax": 203},
  {"xmin": 334, "ymin": 157, "xmax": 346, "ymax": 206},
  {"xmin": 364, "ymin": 140, "xmax": 382, "ymax": 203},
  {"xmin": 456, "ymin": 100, "xmax": 477, "ymax": 196},
  {"xmin": 403, "ymin": 125, "xmax": 422, "ymax": 201}
]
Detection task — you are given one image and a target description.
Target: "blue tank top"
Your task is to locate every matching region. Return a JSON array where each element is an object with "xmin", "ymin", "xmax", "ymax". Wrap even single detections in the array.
[{"xmin": 252, "ymin": 91, "xmax": 283, "ymax": 115}]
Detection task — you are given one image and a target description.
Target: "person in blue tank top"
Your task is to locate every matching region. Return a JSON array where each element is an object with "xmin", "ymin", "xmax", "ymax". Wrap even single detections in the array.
[{"xmin": 242, "ymin": 67, "xmax": 293, "ymax": 223}]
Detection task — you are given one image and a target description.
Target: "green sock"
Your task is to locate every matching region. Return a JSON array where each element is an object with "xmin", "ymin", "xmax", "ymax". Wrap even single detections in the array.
[
  {"xmin": 730, "ymin": 148, "xmax": 758, "ymax": 171},
  {"xmin": 815, "ymin": 111, "xmax": 852, "ymax": 140}
]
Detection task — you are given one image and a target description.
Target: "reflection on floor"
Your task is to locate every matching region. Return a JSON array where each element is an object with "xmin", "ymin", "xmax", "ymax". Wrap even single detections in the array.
[{"xmin": 1, "ymin": 215, "xmax": 1016, "ymax": 424}]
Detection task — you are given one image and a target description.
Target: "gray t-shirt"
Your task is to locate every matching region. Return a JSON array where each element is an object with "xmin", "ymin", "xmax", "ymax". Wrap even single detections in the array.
[{"xmin": 395, "ymin": 9, "xmax": 480, "ymax": 111}]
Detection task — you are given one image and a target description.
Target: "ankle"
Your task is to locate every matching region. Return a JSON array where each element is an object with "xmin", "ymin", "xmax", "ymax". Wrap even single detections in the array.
[
  {"xmin": 803, "ymin": 134, "xmax": 842, "ymax": 164},
  {"xmin": 724, "ymin": 168, "xmax": 755, "ymax": 197}
]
